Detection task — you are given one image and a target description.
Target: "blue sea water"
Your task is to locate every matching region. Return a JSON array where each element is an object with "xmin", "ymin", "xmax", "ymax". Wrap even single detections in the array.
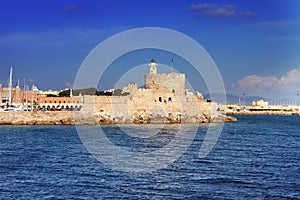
[{"xmin": 0, "ymin": 115, "xmax": 299, "ymax": 199}]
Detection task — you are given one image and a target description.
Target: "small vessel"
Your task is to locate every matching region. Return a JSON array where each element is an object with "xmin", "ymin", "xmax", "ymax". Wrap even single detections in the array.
[{"xmin": 4, "ymin": 105, "xmax": 22, "ymax": 112}]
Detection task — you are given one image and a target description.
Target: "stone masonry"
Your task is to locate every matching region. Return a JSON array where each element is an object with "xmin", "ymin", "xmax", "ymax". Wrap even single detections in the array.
[{"xmin": 76, "ymin": 59, "xmax": 236, "ymax": 124}]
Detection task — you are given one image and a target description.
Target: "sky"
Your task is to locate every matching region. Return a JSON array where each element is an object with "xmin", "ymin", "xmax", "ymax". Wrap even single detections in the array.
[{"xmin": 0, "ymin": 0, "xmax": 299, "ymax": 100}]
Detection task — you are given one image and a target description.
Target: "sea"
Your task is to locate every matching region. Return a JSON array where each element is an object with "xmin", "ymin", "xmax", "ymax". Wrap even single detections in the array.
[{"xmin": 0, "ymin": 115, "xmax": 299, "ymax": 199}]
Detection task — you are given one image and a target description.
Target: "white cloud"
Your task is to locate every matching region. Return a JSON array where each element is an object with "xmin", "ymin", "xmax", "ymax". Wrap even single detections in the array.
[
  {"xmin": 234, "ymin": 68, "xmax": 300, "ymax": 98},
  {"xmin": 237, "ymin": 68, "xmax": 300, "ymax": 89},
  {"xmin": 189, "ymin": 3, "xmax": 255, "ymax": 17},
  {"xmin": 279, "ymin": 68, "xmax": 300, "ymax": 84},
  {"xmin": 238, "ymin": 74, "xmax": 277, "ymax": 88}
]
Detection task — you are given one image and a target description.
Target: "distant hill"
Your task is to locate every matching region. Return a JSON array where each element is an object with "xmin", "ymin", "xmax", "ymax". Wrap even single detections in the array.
[{"xmin": 203, "ymin": 93, "xmax": 268, "ymax": 104}]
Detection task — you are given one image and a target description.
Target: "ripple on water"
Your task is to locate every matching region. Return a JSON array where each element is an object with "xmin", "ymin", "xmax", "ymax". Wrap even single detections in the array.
[{"xmin": 0, "ymin": 116, "xmax": 299, "ymax": 199}]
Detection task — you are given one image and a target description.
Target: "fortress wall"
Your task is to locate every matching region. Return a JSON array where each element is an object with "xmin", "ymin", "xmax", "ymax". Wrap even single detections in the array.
[
  {"xmin": 93, "ymin": 96, "xmax": 113, "ymax": 113},
  {"xmin": 0, "ymin": 94, "xmax": 232, "ymax": 125},
  {"xmin": 79, "ymin": 90, "xmax": 222, "ymax": 124},
  {"xmin": 110, "ymin": 96, "xmax": 130, "ymax": 121},
  {"xmin": 145, "ymin": 72, "xmax": 185, "ymax": 95},
  {"xmin": 93, "ymin": 96, "xmax": 128, "ymax": 110},
  {"xmin": 90, "ymin": 96, "xmax": 131, "ymax": 123},
  {"xmin": 130, "ymin": 88, "xmax": 188, "ymax": 120}
]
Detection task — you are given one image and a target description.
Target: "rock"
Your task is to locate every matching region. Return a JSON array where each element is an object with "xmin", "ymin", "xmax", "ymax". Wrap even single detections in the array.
[
  {"xmin": 0, "ymin": 108, "xmax": 238, "ymax": 125},
  {"xmin": 224, "ymin": 116, "xmax": 237, "ymax": 122}
]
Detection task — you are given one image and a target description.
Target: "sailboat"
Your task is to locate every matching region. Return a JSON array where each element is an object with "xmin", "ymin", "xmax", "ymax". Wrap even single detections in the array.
[{"xmin": 4, "ymin": 67, "xmax": 22, "ymax": 112}]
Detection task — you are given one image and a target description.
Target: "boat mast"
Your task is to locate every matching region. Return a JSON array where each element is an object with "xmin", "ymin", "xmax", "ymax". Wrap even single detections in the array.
[
  {"xmin": 17, "ymin": 79, "xmax": 20, "ymax": 104},
  {"xmin": 8, "ymin": 67, "xmax": 13, "ymax": 106}
]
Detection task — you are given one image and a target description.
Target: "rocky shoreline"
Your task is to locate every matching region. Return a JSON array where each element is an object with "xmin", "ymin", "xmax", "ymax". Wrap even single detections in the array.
[
  {"xmin": 7, "ymin": 109, "xmax": 299, "ymax": 126},
  {"xmin": 226, "ymin": 110, "xmax": 300, "ymax": 116},
  {"xmin": 0, "ymin": 111, "xmax": 75, "ymax": 125},
  {"xmin": 0, "ymin": 111, "xmax": 237, "ymax": 125}
]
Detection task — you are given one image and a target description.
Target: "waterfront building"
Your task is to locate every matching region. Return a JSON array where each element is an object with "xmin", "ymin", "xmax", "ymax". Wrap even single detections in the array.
[
  {"xmin": 0, "ymin": 84, "xmax": 82, "ymax": 111},
  {"xmin": 252, "ymin": 99, "xmax": 269, "ymax": 108},
  {"xmin": 36, "ymin": 96, "xmax": 83, "ymax": 111},
  {"xmin": 39, "ymin": 89, "xmax": 59, "ymax": 96}
]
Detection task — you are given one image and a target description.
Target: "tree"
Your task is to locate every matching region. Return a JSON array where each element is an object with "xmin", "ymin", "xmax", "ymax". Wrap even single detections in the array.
[
  {"xmin": 59, "ymin": 89, "xmax": 70, "ymax": 97},
  {"xmin": 96, "ymin": 91, "xmax": 112, "ymax": 96},
  {"xmin": 46, "ymin": 94, "xmax": 58, "ymax": 97}
]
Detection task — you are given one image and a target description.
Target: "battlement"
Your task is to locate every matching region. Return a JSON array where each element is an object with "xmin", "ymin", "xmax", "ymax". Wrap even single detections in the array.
[
  {"xmin": 154, "ymin": 72, "xmax": 185, "ymax": 78},
  {"xmin": 145, "ymin": 72, "xmax": 186, "ymax": 95}
]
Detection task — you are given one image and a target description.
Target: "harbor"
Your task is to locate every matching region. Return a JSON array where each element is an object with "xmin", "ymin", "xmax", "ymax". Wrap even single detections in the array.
[
  {"xmin": 1, "ymin": 62, "xmax": 299, "ymax": 126},
  {"xmin": 0, "ymin": 59, "xmax": 238, "ymax": 125},
  {"xmin": 1, "ymin": 1, "xmax": 299, "ymax": 199}
]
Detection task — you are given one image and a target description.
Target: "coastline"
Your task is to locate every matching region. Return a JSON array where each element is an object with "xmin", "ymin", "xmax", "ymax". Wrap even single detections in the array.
[
  {"xmin": 225, "ymin": 110, "xmax": 299, "ymax": 116},
  {"xmin": 0, "ymin": 111, "xmax": 75, "ymax": 125},
  {"xmin": 2, "ymin": 109, "xmax": 299, "ymax": 126},
  {"xmin": 0, "ymin": 111, "xmax": 237, "ymax": 125}
]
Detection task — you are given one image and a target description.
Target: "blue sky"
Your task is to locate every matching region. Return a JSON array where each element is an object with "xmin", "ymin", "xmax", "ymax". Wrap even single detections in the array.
[{"xmin": 0, "ymin": 0, "xmax": 299, "ymax": 100}]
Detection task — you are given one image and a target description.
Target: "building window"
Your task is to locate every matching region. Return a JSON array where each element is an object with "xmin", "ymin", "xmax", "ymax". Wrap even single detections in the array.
[
  {"xmin": 45, "ymin": 100, "xmax": 47, "ymax": 103},
  {"xmin": 168, "ymin": 97, "xmax": 172, "ymax": 102},
  {"xmin": 159, "ymin": 97, "xmax": 162, "ymax": 102},
  {"xmin": 172, "ymin": 89, "xmax": 175, "ymax": 93},
  {"xmin": 54, "ymin": 101, "xmax": 56, "ymax": 103}
]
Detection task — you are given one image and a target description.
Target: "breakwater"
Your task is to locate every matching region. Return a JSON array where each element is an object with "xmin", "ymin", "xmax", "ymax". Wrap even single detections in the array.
[
  {"xmin": 0, "ymin": 111, "xmax": 237, "ymax": 125},
  {"xmin": 225, "ymin": 110, "xmax": 299, "ymax": 116},
  {"xmin": 0, "ymin": 111, "xmax": 75, "ymax": 125}
]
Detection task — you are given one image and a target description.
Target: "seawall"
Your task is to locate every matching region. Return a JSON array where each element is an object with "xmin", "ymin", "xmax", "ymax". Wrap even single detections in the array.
[
  {"xmin": 0, "ymin": 111, "xmax": 75, "ymax": 125},
  {"xmin": 0, "ymin": 111, "xmax": 236, "ymax": 125},
  {"xmin": 225, "ymin": 110, "xmax": 299, "ymax": 116}
]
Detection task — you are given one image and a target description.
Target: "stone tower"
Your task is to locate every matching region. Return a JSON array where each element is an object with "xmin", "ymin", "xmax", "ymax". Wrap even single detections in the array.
[
  {"xmin": 149, "ymin": 58, "xmax": 157, "ymax": 74},
  {"xmin": 145, "ymin": 59, "xmax": 186, "ymax": 95}
]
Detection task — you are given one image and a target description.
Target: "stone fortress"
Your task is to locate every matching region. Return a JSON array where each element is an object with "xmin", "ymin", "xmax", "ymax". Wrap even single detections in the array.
[
  {"xmin": 0, "ymin": 59, "xmax": 236, "ymax": 125},
  {"xmin": 78, "ymin": 59, "xmax": 235, "ymax": 124}
]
